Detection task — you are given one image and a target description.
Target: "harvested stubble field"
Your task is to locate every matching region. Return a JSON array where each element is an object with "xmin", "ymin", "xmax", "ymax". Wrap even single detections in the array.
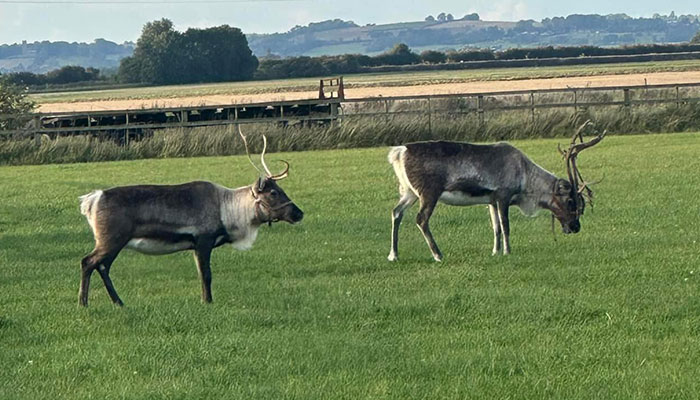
[
  {"xmin": 1, "ymin": 132, "xmax": 699, "ymax": 399},
  {"xmin": 33, "ymin": 60, "xmax": 700, "ymax": 113}
]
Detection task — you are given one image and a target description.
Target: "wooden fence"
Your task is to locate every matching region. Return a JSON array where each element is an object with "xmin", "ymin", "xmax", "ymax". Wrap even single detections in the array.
[{"xmin": 1, "ymin": 81, "xmax": 699, "ymax": 140}]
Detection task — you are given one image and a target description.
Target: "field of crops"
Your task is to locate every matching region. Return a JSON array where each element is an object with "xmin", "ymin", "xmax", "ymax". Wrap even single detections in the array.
[
  {"xmin": 31, "ymin": 59, "xmax": 700, "ymax": 111},
  {"xmin": 1, "ymin": 132, "xmax": 700, "ymax": 398}
]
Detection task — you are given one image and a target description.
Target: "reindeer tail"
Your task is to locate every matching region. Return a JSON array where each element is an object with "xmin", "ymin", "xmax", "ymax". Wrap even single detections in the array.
[
  {"xmin": 79, "ymin": 190, "xmax": 104, "ymax": 232},
  {"xmin": 387, "ymin": 145, "xmax": 406, "ymax": 165}
]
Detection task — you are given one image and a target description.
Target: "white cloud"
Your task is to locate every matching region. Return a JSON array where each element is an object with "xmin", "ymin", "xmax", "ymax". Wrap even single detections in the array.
[{"xmin": 481, "ymin": 0, "xmax": 531, "ymax": 22}]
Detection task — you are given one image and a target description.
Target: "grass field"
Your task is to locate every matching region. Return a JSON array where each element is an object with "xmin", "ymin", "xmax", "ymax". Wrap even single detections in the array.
[
  {"xmin": 1, "ymin": 132, "xmax": 700, "ymax": 398},
  {"xmin": 30, "ymin": 59, "xmax": 700, "ymax": 105}
]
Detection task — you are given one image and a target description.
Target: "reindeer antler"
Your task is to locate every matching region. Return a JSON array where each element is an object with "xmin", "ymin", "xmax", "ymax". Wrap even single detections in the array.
[
  {"xmin": 239, "ymin": 125, "xmax": 289, "ymax": 180},
  {"xmin": 238, "ymin": 125, "xmax": 263, "ymax": 176},
  {"xmin": 259, "ymin": 134, "xmax": 290, "ymax": 180},
  {"xmin": 561, "ymin": 121, "xmax": 605, "ymax": 210}
]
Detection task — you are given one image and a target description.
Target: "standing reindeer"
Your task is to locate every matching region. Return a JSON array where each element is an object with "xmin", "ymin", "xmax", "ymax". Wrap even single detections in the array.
[
  {"xmin": 78, "ymin": 129, "xmax": 303, "ymax": 306},
  {"xmin": 387, "ymin": 121, "xmax": 604, "ymax": 261}
]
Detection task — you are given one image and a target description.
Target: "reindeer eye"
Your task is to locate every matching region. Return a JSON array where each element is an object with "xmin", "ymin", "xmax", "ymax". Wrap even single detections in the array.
[{"xmin": 270, "ymin": 190, "xmax": 278, "ymax": 197}]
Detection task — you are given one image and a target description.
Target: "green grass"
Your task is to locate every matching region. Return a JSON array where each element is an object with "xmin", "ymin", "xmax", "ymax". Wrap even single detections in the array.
[
  {"xmin": 1, "ymin": 133, "xmax": 700, "ymax": 399},
  {"xmin": 30, "ymin": 59, "xmax": 700, "ymax": 104}
]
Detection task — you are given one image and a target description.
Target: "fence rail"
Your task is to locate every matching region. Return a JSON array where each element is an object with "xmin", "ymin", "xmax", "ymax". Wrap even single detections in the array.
[{"xmin": 2, "ymin": 81, "xmax": 700, "ymax": 139}]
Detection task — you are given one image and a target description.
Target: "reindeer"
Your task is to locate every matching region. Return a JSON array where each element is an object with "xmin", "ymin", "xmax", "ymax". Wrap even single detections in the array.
[
  {"xmin": 78, "ymin": 128, "xmax": 303, "ymax": 306},
  {"xmin": 387, "ymin": 121, "xmax": 604, "ymax": 262}
]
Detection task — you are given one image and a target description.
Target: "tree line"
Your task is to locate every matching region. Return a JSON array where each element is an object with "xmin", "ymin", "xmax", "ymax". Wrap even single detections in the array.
[
  {"xmin": 256, "ymin": 42, "xmax": 700, "ymax": 79},
  {"xmin": 0, "ymin": 65, "xmax": 102, "ymax": 87}
]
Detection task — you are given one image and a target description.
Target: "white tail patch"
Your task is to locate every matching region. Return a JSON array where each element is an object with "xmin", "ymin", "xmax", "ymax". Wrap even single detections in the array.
[
  {"xmin": 387, "ymin": 146, "xmax": 418, "ymax": 197},
  {"xmin": 387, "ymin": 145, "xmax": 405, "ymax": 165},
  {"xmin": 79, "ymin": 190, "xmax": 103, "ymax": 232}
]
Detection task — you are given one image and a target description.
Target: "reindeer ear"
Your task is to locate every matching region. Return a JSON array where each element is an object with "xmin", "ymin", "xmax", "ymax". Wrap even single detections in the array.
[{"xmin": 556, "ymin": 180, "xmax": 570, "ymax": 195}]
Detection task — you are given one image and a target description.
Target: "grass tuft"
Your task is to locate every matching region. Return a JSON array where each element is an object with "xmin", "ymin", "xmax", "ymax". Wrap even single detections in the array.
[{"xmin": 3, "ymin": 102, "xmax": 700, "ymax": 166}]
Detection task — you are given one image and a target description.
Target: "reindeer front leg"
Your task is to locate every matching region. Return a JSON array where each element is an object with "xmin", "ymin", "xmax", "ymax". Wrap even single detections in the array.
[
  {"xmin": 496, "ymin": 200, "xmax": 511, "ymax": 255},
  {"xmin": 488, "ymin": 204, "xmax": 502, "ymax": 255},
  {"xmin": 194, "ymin": 238, "xmax": 215, "ymax": 303}
]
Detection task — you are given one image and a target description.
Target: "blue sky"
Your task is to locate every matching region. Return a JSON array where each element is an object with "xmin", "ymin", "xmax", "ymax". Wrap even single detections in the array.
[{"xmin": 0, "ymin": 0, "xmax": 696, "ymax": 45}]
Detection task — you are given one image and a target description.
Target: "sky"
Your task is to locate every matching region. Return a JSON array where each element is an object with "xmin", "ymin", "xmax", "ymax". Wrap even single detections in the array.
[{"xmin": 0, "ymin": 0, "xmax": 697, "ymax": 45}]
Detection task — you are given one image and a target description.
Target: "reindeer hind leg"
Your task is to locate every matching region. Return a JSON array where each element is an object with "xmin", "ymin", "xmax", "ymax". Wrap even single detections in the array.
[
  {"xmin": 80, "ymin": 235, "xmax": 129, "ymax": 307},
  {"xmin": 96, "ymin": 252, "xmax": 124, "ymax": 306},
  {"xmin": 416, "ymin": 195, "xmax": 443, "ymax": 262},
  {"xmin": 79, "ymin": 250, "xmax": 99, "ymax": 307}
]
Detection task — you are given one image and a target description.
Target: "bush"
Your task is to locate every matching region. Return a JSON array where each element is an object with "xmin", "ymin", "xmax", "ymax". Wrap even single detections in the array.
[
  {"xmin": 373, "ymin": 43, "xmax": 421, "ymax": 66},
  {"xmin": 420, "ymin": 50, "xmax": 447, "ymax": 64},
  {"xmin": 692, "ymin": 31, "xmax": 700, "ymax": 43},
  {"xmin": 0, "ymin": 83, "xmax": 35, "ymax": 131}
]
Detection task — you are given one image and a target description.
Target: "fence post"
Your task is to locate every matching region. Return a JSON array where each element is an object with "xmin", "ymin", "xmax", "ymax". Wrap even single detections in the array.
[
  {"xmin": 623, "ymin": 88, "xmax": 630, "ymax": 107},
  {"xmin": 676, "ymin": 86, "xmax": 680, "ymax": 107},
  {"xmin": 477, "ymin": 95, "xmax": 484, "ymax": 126},
  {"xmin": 573, "ymin": 89, "xmax": 578, "ymax": 113},
  {"xmin": 427, "ymin": 97, "xmax": 432, "ymax": 135},
  {"xmin": 384, "ymin": 99, "xmax": 389, "ymax": 123},
  {"xmin": 330, "ymin": 101, "xmax": 339, "ymax": 127},
  {"xmin": 124, "ymin": 113, "xmax": 129, "ymax": 146},
  {"xmin": 529, "ymin": 91, "xmax": 535, "ymax": 120},
  {"xmin": 33, "ymin": 115, "xmax": 41, "ymax": 146}
]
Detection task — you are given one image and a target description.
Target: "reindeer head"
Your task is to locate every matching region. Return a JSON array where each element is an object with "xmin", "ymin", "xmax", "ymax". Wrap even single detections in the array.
[
  {"xmin": 551, "ymin": 121, "xmax": 605, "ymax": 234},
  {"xmin": 239, "ymin": 127, "xmax": 304, "ymax": 225}
]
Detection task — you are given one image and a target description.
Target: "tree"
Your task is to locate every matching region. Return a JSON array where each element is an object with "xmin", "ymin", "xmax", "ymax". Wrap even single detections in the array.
[
  {"xmin": 425, "ymin": 15, "xmax": 435, "ymax": 22},
  {"xmin": 116, "ymin": 56, "xmax": 141, "ymax": 83},
  {"xmin": 437, "ymin": 12, "xmax": 447, "ymax": 22},
  {"xmin": 177, "ymin": 25, "xmax": 258, "ymax": 83},
  {"xmin": 0, "ymin": 82, "xmax": 35, "ymax": 131},
  {"xmin": 119, "ymin": 18, "xmax": 178, "ymax": 84},
  {"xmin": 374, "ymin": 43, "xmax": 421, "ymax": 65},
  {"xmin": 692, "ymin": 31, "xmax": 700, "ymax": 43},
  {"xmin": 118, "ymin": 19, "xmax": 258, "ymax": 85},
  {"xmin": 45, "ymin": 66, "xmax": 100, "ymax": 84},
  {"xmin": 446, "ymin": 13, "xmax": 454, "ymax": 22},
  {"xmin": 462, "ymin": 13, "xmax": 480, "ymax": 21},
  {"xmin": 1, "ymin": 72, "xmax": 45, "ymax": 87},
  {"xmin": 420, "ymin": 50, "xmax": 447, "ymax": 64}
]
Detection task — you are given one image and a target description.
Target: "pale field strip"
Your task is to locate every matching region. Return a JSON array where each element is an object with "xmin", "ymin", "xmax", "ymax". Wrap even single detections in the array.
[{"xmin": 37, "ymin": 71, "xmax": 700, "ymax": 113}]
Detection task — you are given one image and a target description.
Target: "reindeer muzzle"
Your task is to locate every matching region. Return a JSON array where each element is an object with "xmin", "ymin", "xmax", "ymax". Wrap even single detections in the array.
[
  {"xmin": 562, "ymin": 220, "xmax": 580, "ymax": 234},
  {"xmin": 287, "ymin": 204, "xmax": 304, "ymax": 224}
]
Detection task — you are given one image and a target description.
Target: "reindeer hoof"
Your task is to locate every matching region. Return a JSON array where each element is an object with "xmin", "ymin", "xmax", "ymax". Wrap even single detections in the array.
[
  {"xmin": 387, "ymin": 253, "xmax": 398, "ymax": 262},
  {"xmin": 433, "ymin": 255, "xmax": 443, "ymax": 262}
]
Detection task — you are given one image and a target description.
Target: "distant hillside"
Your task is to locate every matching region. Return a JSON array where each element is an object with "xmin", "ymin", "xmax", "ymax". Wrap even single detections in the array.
[
  {"xmin": 2, "ymin": 13, "xmax": 699, "ymax": 74},
  {"xmin": 248, "ymin": 13, "xmax": 700, "ymax": 57},
  {"xmin": 0, "ymin": 39, "xmax": 133, "ymax": 74}
]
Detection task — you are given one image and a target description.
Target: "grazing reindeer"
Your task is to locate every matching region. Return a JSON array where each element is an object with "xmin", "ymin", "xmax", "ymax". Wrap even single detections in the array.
[
  {"xmin": 78, "ymin": 129, "xmax": 303, "ymax": 306},
  {"xmin": 388, "ymin": 121, "xmax": 604, "ymax": 261}
]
